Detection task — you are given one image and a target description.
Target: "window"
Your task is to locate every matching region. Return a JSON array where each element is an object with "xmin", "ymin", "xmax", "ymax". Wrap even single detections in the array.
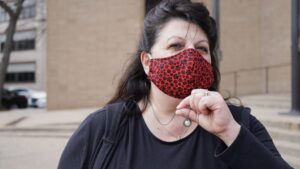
[
  {"xmin": 0, "ymin": 10, "xmax": 9, "ymax": 23},
  {"xmin": 6, "ymin": 72, "xmax": 35, "ymax": 83},
  {"xmin": 1, "ymin": 39, "xmax": 35, "ymax": 52},
  {"xmin": 5, "ymin": 63, "xmax": 35, "ymax": 83},
  {"xmin": 0, "ymin": 30, "xmax": 36, "ymax": 52},
  {"xmin": 19, "ymin": 4, "xmax": 36, "ymax": 19},
  {"xmin": 0, "ymin": 4, "xmax": 36, "ymax": 23}
]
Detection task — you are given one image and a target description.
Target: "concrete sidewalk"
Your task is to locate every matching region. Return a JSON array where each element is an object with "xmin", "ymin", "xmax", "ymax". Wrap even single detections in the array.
[
  {"xmin": 0, "ymin": 107, "xmax": 99, "ymax": 169},
  {"xmin": 0, "ymin": 107, "xmax": 98, "ymax": 128}
]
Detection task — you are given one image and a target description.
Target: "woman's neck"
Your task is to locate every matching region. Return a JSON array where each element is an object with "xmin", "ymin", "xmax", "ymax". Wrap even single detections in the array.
[
  {"xmin": 148, "ymin": 84, "xmax": 181, "ymax": 115},
  {"xmin": 139, "ymin": 83, "xmax": 197, "ymax": 142}
]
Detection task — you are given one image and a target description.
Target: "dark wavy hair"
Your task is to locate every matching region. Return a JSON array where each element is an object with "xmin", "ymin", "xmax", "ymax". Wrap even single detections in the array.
[{"xmin": 108, "ymin": 0, "xmax": 220, "ymax": 112}]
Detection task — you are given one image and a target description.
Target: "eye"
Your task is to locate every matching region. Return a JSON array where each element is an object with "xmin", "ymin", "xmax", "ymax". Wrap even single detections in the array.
[
  {"xmin": 197, "ymin": 46, "xmax": 209, "ymax": 54},
  {"xmin": 168, "ymin": 43, "xmax": 183, "ymax": 50}
]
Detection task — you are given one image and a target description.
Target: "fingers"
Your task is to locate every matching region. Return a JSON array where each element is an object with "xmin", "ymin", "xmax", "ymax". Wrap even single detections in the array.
[
  {"xmin": 176, "ymin": 89, "xmax": 210, "ymax": 125},
  {"xmin": 191, "ymin": 92, "xmax": 199, "ymax": 111},
  {"xmin": 176, "ymin": 95, "xmax": 191, "ymax": 110},
  {"xmin": 175, "ymin": 96, "xmax": 214, "ymax": 125},
  {"xmin": 177, "ymin": 89, "xmax": 219, "ymax": 115},
  {"xmin": 196, "ymin": 97, "xmax": 210, "ymax": 115},
  {"xmin": 191, "ymin": 89, "xmax": 206, "ymax": 95},
  {"xmin": 177, "ymin": 90, "xmax": 237, "ymax": 140},
  {"xmin": 175, "ymin": 108, "xmax": 198, "ymax": 123},
  {"xmin": 177, "ymin": 89, "xmax": 209, "ymax": 110}
]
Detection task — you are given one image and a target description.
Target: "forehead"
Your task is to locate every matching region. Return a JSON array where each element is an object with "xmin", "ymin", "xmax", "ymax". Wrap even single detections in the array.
[{"xmin": 156, "ymin": 18, "xmax": 208, "ymax": 42}]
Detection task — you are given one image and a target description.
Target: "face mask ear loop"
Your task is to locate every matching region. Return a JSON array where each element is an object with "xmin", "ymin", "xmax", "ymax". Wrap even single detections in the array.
[{"xmin": 147, "ymin": 53, "xmax": 153, "ymax": 60}]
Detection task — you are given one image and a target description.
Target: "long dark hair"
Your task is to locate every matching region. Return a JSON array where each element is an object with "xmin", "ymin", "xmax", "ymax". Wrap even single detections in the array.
[{"xmin": 108, "ymin": 0, "xmax": 220, "ymax": 112}]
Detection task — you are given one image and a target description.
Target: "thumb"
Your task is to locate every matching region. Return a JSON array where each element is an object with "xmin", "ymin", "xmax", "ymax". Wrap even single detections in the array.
[
  {"xmin": 176, "ymin": 95, "xmax": 191, "ymax": 109},
  {"xmin": 175, "ymin": 108, "xmax": 198, "ymax": 123}
]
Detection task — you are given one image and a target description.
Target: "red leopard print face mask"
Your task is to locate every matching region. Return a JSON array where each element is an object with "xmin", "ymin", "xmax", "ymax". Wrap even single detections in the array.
[{"xmin": 147, "ymin": 48, "xmax": 214, "ymax": 99}]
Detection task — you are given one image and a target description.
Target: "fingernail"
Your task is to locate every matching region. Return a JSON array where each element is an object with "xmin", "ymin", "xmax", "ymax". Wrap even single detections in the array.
[
  {"xmin": 184, "ymin": 109, "xmax": 190, "ymax": 114},
  {"xmin": 178, "ymin": 109, "xmax": 189, "ymax": 114}
]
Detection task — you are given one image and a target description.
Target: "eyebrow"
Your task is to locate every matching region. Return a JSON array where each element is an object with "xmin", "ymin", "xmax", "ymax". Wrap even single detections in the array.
[
  {"xmin": 196, "ymin": 40, "xmax": 209, "ymax": 44},
  {"xmin": 166, "ymin": 36, "xmax": 185, "ymax": 43},
  {"xmin": 167, "ymin": 36, "xmax": 209, "ymax": 44},
  {"xmin": 196, "ymin": 40, "xmax": 209, "ymax": 45}
]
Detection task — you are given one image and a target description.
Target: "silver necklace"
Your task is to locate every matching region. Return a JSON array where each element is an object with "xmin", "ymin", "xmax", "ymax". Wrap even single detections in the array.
[
  {"xmin": 149, "ymin": 101, "xmax": 176, "ymax": 125},
  {"xmin": 149, "ymin": 101, "xmax": 192, "ymax": 127},
  {"xmin": 149, "ymin": 101, "xmax": 192, "ymax": 140}
]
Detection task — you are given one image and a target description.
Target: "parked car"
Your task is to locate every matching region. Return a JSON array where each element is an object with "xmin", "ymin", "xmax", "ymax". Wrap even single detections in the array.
[
  {"xmin": 1, "ymin": 89, "xmax": 28, "ymax": 109},
  {"xmin": 8, "ymin": 87, "xmax": 47, "ymax": 108},
  {"xmin": 30, "ymin": 91, "xmax": 46, "ymax": 108}
]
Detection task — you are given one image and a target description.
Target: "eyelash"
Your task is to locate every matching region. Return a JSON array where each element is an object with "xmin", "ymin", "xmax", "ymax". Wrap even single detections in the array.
[
  {"xmin": 197, "ymin": 46, "xmax": 209, "ymax": 53},
  {"xmin": 168, "ymin": 43, "xmax": 209, "ymax": 54},
  {"xmin": 169, "ymin": 43, "xmax": 182, "ymax": 50}
]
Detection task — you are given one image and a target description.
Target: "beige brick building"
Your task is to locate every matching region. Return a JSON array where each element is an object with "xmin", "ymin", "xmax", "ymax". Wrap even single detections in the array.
[
  {"xmin": 47, "ymin": 0, "xmax": 291, "ymax": 110},
  {"xmin": 216, "ymin": 0, "xmax": 291, "ymax": 96}
]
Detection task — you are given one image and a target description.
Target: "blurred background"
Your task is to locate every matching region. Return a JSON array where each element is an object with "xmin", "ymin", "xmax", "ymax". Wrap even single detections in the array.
[
  {"xmin": 0, "ymin": 0, "xmax": 292, "ymax": 109},
  {"xmin": 0, "ymin": 0, "xmax": 299, "ymax": 169},
  {"xmin": 47, "ymin": 0, "xmax": 291, "ymax": 110}
]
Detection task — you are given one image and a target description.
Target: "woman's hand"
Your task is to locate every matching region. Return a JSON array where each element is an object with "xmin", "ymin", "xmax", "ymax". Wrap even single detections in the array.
[{"xmin": 175, "ymin": 89, "xmax": 241, "ymax": 146}]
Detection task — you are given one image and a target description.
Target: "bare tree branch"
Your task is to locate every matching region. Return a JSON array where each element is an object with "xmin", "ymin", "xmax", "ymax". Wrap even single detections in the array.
[
  {"xmin": 0, "ymin": 0, "xmax": 14, "ymax": 18},
  {"xmin": 15, "ymin": 0, "xmax": 25, "ymax": 17},
  {"xmin": 0, "ymin": 0, "xmax": 25, "ymax": 110}
]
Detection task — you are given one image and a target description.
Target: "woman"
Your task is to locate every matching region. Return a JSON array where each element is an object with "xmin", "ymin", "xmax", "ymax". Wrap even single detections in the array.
[{"xmin": 58, "ymin": 1, "xmax": 293, "ymax": 169}]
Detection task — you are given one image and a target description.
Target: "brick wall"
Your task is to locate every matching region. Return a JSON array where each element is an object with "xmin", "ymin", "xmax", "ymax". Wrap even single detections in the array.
[
  {"xmin": 196, "ymin": 0, "xmax": 291, "ymax": 96},
  {"xmin": 47, "ymin": 0, "xmax": 144, "ymax": 109}
]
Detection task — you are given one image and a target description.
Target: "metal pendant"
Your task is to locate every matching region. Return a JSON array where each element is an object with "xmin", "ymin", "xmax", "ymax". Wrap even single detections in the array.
[{"xmin": 183, "ymin": 118, "xmax": 192, "ymax": 127}]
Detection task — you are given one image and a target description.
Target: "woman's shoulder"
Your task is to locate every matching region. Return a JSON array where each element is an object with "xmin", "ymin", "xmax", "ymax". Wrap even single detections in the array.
[
  {"xmin": 71, "ymin": 107, "xmax": 107, "ymax": 139},
  {"xmin": 65, "ymin": 101, "xmax": 129, "ymax": 147},
  {"xmin": 85, "ymin": 101, "xmax": 137, "ymax": 130},
  {"xmin": 58, "ymin": 102, "xmax": 128, "ymax": 169},
  {"xmin": 84, "ymin": 101, "xmax": 128, "ymax": 127}
]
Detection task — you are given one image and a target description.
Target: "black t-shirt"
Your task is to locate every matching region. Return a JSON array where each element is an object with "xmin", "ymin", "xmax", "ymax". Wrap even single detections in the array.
[
  {"xmin": 58, "ymin": 102, "xmax": 293, "ymax": 169},
  {"xmin": 107, "ymin": 112, "xmax": 228, "ymax": 169}
]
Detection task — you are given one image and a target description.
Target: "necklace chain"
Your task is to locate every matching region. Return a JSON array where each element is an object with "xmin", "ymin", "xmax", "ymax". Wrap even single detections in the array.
[
  {"xmin": 149, "ymin": 101, "xmax": 191, "ymax": 140},
  {"xmin": 149, "ymin": 101, "xmax": 176, "ymax": 125}
]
